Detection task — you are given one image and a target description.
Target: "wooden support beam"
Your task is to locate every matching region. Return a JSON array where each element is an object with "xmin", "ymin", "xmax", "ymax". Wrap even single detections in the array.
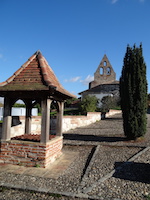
[
  {"xmin": 1, "ymin": 97, "xmax": 12, "ymax": 141},
  {"xmin": 24, "ymin": 100, "xmax": 32, "ymax": 134},
  {"xmin": 40, "ymin": 98, "xmax": 52, "ymax": 143},
  {"xmin": 56, "ymin": 101, "xmax": 64, "ymax": 136}
]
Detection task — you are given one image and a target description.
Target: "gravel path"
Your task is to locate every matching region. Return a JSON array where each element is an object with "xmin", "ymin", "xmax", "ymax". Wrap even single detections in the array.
[
  {"xmin": 0, "ymin": 113, "xmax": 150, "ymax": 200},
  {"xmin": 87, "ymin": 147, "xmax": 150, "ymax": 200},
  {"xmin": 80, "ymin": 145, "xmax": 143, "ymax": 190},
  {"xmin": 0, "ymin": 187, "xmax": 87, "ymax": 200},
  {"xmin": 64, "ymin": 113, "xmax": 150, "ymax": 147}
]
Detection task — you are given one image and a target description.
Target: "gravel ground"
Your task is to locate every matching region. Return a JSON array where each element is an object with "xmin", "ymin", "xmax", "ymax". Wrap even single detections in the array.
[
  {"xmin": 0, "ymin": 187, "xmax": 87, "ymax": 200},
  {"xmin": 80, "ymin": 145, "xmax": 143, "ymax": 190},
  {"xmin": 87, "ymin": 148, "xmax": 150, "ymax": 200},
  {"xmin": 0, "ymin": 145, "xmax": 93, "ymax": 193},
  {"xmin": 0, "ymin": 113, "xmax": 150, "ymax": 200},
  {"xmin": 64, "ymin": 113, "xmax": 150, "ymax": 147}
]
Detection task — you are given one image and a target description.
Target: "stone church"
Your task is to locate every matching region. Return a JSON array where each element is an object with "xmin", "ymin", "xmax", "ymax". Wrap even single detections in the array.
[{"xmin": 79, "ymin": 54, "xmax": 119, "ymax": 106}]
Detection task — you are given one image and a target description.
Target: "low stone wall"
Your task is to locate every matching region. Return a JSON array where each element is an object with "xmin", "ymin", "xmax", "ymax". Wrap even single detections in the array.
[
  {"xmin": 63, "ymin": 112, "xmax": 101, "ymax": 132},
  {"xmin": 4, "ymin": 116, "xmax": 41, "ymax": 138},
  {"xmin": 106, "ymin": 109, "xmax": 122, "ymax": 118},
  {"xmin": 0, "ymin": 110, "xmax": 122, "ymax": 138},
  {"xmin": 0, "ymin": 136, "xmax": 63, "ymax": 168},
  {"xmin": 63, "ymin": 109, "xmax": 121, "ymax": 132}
]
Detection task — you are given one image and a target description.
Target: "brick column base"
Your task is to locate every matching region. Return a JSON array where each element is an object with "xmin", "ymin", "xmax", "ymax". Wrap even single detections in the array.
[{"xmin": 0, "ymin": 136, "xmax": 63, "ymax": 168}]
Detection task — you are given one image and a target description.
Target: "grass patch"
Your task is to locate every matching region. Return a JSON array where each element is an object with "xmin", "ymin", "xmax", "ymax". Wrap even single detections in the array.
[
  {"xmin": 145, "ymin": 194, "xmax": 150, "ymax": 200},
  {"xmin": 34, "ymin": 164, "xmax": 40, "ymax": 168},
  {"xmin": 0, "ymin": 186, "xmax": 7, "ymax": 192},
  {"xmin": 110, "ymin": 106, "xmax": 121, "ymax": 110},
  {"xmin": 48, "ymin": 193, "xmax": 62, "ymax": 197}
]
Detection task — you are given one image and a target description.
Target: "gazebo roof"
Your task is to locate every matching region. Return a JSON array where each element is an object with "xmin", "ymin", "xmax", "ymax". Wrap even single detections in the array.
[{"xmin": 0, "ymin": 51, "xmax": 75, "ymax": 100}]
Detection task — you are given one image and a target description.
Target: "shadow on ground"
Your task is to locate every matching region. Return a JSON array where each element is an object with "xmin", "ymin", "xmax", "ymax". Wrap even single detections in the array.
[
  {"xmin": 63, "ymin": 134, "xmax": 126, "ymax": 142},
  {"xmin": 113, "ymin": 161, "xmax": 150, "ymax": 184},
  {"xmin": 104, "ymin": 117, "xmax": 123, "ymax": 121}
]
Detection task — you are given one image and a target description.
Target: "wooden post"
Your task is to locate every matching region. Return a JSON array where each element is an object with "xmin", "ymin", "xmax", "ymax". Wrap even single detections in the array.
[
  {"xmin": 56, "ymin": 101, "xmax": 64, "ymax": 136},
  {"xmin": 1, "ymin": 97, "xmax": 12, "ymax": 141},
  {"xmin": 25, "ymin": 100, "xmax": 32, "ymax": 134},
  {"xmin": 40, "ymin": 98, "xmax": 52, "ymax": 143}
]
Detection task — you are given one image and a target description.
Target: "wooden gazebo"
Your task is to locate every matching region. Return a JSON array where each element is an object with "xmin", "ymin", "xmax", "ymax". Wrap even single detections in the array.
[{"xmin": 0, "ymin": 51, "xmax": 75, "ymax": 167}]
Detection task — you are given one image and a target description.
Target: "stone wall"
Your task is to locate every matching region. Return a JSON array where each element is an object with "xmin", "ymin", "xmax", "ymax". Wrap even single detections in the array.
[
  {"xmin": 106, "ymin": 109, "xmax": 121, "ymax": 117},
  {"xmin": 0, "ymin": 110, "xmax": 122, "ymax": 138},
  {"xmin": 0, "ymin": 136, "xmax": 63, "ymax": 168},
  {"xmin": 63, "ymin": 110, "xmax": 121, "ymax": 132},
  {"xmin": 63, "ymin": 112, "xmax": 101, "ymax": 132}
]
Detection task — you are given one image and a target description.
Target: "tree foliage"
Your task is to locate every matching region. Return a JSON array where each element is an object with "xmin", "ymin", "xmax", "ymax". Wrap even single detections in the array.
[
  {"xmin": 120, "ymin": 44, "xmax": 147, "ymax": 140},
  {"xmin": 13, "ymin": 103, "xmax": 26, "ymax": 108},
  {"xmin": 80, "ymin": 95, "xmax": 98, "ymax": 114},
  {"xmin": 148, "ymin": 93, "xmax": 150, "ymax": 107},
  {"xmin": 100, "ymin": 95, "xmax": 120, "ymax": 112},
  {"xmin": 64, "ymin": 98, "xmax": 78, "ymax": 108}
]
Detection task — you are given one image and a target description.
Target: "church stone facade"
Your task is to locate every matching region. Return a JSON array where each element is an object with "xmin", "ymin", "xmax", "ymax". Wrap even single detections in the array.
[
  {"xmin": 79, "ymin": 54, "xmax": 119, "ymax": 107},
  {"xmin": 89, "ymin": 54, "xmax": 116, "ymax": 88}
]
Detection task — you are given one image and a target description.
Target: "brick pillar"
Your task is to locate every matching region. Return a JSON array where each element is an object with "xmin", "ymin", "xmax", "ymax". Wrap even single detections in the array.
[
  {"xmin": 1, "ymin": 97, "xmax": 12, "ymax": 141},
  {"xmin": 56, "ymin": 101, "xmax": 64, "ymax": 136},
  {"xmin": 40, "ymin": 98, "xmax": 52, "ymax": 143},
  {"xmin": 25, "ymin": 100, "xmax": 32, "ymax": 134}
]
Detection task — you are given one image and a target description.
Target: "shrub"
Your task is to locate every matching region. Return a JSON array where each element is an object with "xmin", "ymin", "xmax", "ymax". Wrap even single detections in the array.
[{"xmin": 79, "ymin": 95, "xmax": 99, "ymax": 114}]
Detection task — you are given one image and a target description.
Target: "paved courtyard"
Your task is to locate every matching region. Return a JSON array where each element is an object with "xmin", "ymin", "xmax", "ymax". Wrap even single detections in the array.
[{"xmin": 0, "ymin": 113, "xmax": 150, "ymax": 200}]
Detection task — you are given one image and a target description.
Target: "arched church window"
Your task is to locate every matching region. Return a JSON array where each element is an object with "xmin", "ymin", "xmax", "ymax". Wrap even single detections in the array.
[
  {"xmin": 107, "ymin": 67, "xmax": 111, "ymax": 75},
  {"xmin": 104, "ymin": 61, "xmax": 107, "ymax": 66},
  {"xmin": 100, "ymin": 67, "xmax": 104, "ymax": 75}
]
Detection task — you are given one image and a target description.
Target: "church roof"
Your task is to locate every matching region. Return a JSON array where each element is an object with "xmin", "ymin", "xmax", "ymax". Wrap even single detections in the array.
[
  {"xmin": 79, "ymin": 81, "xmax": 119, "ymax": 95},
  {"xmin": 0, "ymin": 51, "xmax": 75, "ymax": 99}
]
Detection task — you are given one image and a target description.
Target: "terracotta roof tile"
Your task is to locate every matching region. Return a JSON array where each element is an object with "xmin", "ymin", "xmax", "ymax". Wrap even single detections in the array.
[{"xmin": 0, "ymin": 51, "xmax": 75, "ymax": 99}]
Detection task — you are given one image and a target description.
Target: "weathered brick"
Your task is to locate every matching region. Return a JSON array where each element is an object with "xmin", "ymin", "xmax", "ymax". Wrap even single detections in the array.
[{"xmin": 0, "ymin": 137, "xmax": 63, "ymax": 168}]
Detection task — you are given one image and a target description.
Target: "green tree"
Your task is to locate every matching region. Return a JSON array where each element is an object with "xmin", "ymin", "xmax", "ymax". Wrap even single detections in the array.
[
  {"xmin": 80, "ymin": 95, "xmax": 98, "ymax": 114},
  {"xmin": 148, "ymin": 93, "xmax": 150, "ymax": 106},
  {"xmin": 120, "ymin": 44, "xmax": 147, "ymax": 140},
  {"xmin": 100, "ymin": 95, "xmax": 120, "ymax": 112},
  {"xmin": 13, "ymin": 103, "xmax": 25, "ymax": 107},
  {"xmin": 147, "ymin": 93, "xmax": 150, "ymax": 114},
  {"xmin": 64, "ymin": 98, "xmax": 78, "ymax": 108}
]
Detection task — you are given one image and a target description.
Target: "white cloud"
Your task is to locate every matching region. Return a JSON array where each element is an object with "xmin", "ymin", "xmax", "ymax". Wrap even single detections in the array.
[
  {"xmin": 111, "ymin": 0, "xmax": 145, "ymax": 4},
  {"xmin": 80, "ymin": 75, "xmax": 94, "ymax": 86},
  {"xmin": 0, "ymin": 54, "xmax": 3, "ymax": 59},
  {"xmin": 111, "ymin": 0, "xmax": 119, "ymax": 4},
  {"xmin": 64, "ymin": 76, "xmax": 81, "ymax": 83}
]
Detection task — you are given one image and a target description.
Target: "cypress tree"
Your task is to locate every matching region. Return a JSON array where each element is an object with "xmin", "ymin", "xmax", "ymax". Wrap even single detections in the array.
[{"xmin": 120, "ymin": 44, "xmax": 147, "ymax": 140}]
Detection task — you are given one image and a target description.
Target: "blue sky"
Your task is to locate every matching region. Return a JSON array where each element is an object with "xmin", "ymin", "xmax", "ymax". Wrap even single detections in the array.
[{"xmin": 0, "ymin": 0, "xmax": 150, "ymax": 98}]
